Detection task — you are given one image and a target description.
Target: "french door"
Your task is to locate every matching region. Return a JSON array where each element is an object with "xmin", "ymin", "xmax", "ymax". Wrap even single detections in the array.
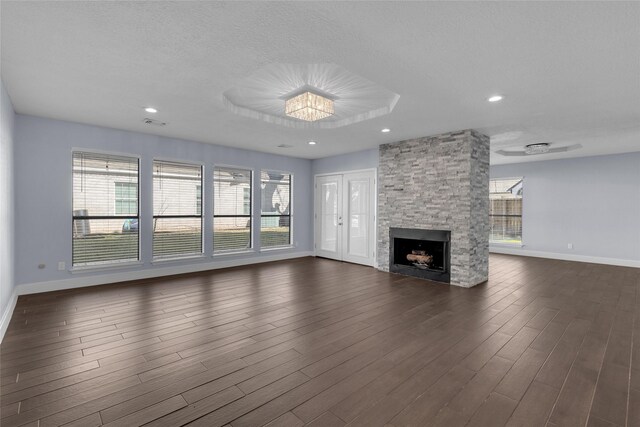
[{"xmin": 315, "ymin": 170, "xmax": 376, "ymax": 266}]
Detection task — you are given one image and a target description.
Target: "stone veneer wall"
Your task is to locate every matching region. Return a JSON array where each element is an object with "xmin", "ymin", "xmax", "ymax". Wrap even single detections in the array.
[{"xmin": 377, "ymin": 129, "xmax": 490, "ymax": 287}]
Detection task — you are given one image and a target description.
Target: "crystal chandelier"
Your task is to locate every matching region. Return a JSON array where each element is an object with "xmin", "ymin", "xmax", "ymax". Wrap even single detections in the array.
[{"xmin": 284, "ymin": 91, "xmax": 334, "ymax": 122}]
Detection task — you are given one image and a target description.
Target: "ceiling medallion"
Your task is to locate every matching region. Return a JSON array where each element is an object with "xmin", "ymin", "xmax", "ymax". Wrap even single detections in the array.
[
  {"xmin": 524, "ymin": 143, "xmax": 551, "ymax": 155},
  {"xmin": 222, "ymin": 63, "xmax": 399, "ymax": 129},
  {"xmin": 285, "ymin": 91, "xmax": 334, "ymax": 122},
  {"xmin": 495, "ymin": 143, "xmax": 582, "ymax": 157}
]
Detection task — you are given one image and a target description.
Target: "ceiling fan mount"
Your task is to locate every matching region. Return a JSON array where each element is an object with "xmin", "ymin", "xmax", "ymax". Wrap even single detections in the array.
[{"xmin": 495, "ymin": 143, "xmax": 582, "ymax": 157}]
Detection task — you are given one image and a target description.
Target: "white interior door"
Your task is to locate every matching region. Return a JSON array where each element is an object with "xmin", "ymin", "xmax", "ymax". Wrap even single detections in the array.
[
  {"xmin": 315, "ymin": 175, "xmax": 342, "ymax": 260},
  {"xmin": 315, "ymin": 170, "xmax": 376, "ymax": 266},
  {"xmin": 342, "ymin": 171, "xmax": 375, "ymax": 266}
]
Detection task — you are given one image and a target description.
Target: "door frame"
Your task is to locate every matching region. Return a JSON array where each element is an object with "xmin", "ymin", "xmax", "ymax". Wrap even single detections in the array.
[{"xmin": 313, "ymin": 168, "xmax": 378, "ymax": 268}]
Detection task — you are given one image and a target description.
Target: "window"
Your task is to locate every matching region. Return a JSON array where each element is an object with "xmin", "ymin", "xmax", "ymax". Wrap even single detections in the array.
[
  {"xmin": 213, "ymin": 167, "xmax": 252, "ymax": 252},
  {"xmin": 243, "ymin": 187, "xmax": 251, "ymax": 215},
  {"xmin": 196, "ymin": 185, "xmax": 202, "ymax": 216},
  {"xmin": 260, "ymin": 171, "xmax": 291, "ymax": 248},
  {"xmin": 490, "ymin": 177, "xmax": 523, "ymax": 244},
  {"xmin": 153, "ymin": 160, "xmax": 203, "ymax": 258},
  {"xmin": 115, "ymin": 182, "xmax": 137, "ymax": 215},
  {"xmin": 72, "ymin": 152, "xmax": 139, "ymax": 266}
]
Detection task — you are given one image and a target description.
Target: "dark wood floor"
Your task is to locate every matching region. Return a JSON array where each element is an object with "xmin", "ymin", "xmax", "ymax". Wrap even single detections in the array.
[{"xmin": 1, "ymin": 255, "xmax": 639, "ymax": 427}]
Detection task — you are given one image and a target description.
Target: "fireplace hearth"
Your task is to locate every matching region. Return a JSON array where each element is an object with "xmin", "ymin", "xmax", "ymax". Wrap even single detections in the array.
[{"xmin": 389, "ymin": 228, "xmax": 451, "ymax": 283}]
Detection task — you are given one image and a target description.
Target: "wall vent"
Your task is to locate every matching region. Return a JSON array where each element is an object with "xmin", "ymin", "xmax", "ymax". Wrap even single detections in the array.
[{"xmin": 142, "ymin": 118, "xmax": 167, "ymax": 126}]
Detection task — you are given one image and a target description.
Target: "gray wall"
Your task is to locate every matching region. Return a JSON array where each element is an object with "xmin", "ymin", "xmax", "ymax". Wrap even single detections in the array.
[
  {"xmin": 9, "ymin": 112, "xmax": 640, "ymax": 294},
  {"xmin": 311, "ymin": 148, "xmax": 378, "ymax": 175},
  {"xmin": 491, "ymin": 152, "xmax": 640, "ymax": 263},
  {"xmin": 0, "ymin": 80, "xmax": 15, "ymax": 321},
  {"xmin": 319, "ymin": 146, "xmax": 640, "ymax": 267},
  {"xmin": 14, "ymin": 115, "xmax": 313, "ymax": 286}
]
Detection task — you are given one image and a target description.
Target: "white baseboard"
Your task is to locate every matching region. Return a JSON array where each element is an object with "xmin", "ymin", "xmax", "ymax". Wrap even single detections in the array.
[
  {"xmin": 490, "ymin": 246, "xmax": 640, "ymax": 268},
  {"xmin": 0, "ymin": 288, "xmax": 18, "ymax": 342}
]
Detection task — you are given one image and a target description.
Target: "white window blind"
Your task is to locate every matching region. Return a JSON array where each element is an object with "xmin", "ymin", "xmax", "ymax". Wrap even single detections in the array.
[
  {"xmin": 72, "ymin": 152, "xmax": 139, "ymax": 266},
  {"xmin": 213, "ymin": 167, "xmax": 252, "ymax": 252},
  {"xmin": 260, "ymin": 171, "xmax": 291, "ymax": 248},
  {"xmin": 490, "ymin": 177, "xmax": 523, "ymax": 244},
  {"xmin": 153, "ymin": 160, "xmax": 203, "ymax": 258}
]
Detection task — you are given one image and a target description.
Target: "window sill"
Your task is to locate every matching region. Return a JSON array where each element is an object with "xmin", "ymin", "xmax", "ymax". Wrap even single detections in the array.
[
  {"xmin": 260, "ymin": 245, "xmax": 295, "ymax": 252},
  {"xmin": 213, "ymin": 249, "xmax": 255, "ymax": 257},
  {"xmin": 152, "ymin": 254, "xmax": 206, "ymax": 265},
  {"xmin": 70, "ymin": 260, "xmax": 143, "ymax": 274},
  {"xmin": 490, "ymin": 242, "xmax": 525, "ymax": 248}
]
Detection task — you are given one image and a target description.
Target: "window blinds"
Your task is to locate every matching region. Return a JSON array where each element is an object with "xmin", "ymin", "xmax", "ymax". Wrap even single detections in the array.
[
  {"xmin": 72, "ymin": 152, "xmax": 139, "ymax": 266},
  {"xmin": 213, "ymin": 167, "xmax": 252, "ymax": 252},
  {"xmin": 489, "ymin": 177, "xmax": 523, "ymax": 244},
  {"xmin": 260, "ymin": 171, "xmax": 291, "ymax": 248},
  {"xmin": 153, "ymin": 160, "xmax": 203, "ymax": 258}
]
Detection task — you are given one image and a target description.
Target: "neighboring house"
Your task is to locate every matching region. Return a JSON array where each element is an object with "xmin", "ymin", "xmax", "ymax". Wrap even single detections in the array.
[
  {"xmin": 73, "ymin": 165, "xmax": 289, "ymax": 237},
  {"xmin": 72, "ymin": 166, "xmax": 252, "ymax": 235},
  {"xmin": 489, "ymin": 178, "xmax": 523, "ymax": 243}
]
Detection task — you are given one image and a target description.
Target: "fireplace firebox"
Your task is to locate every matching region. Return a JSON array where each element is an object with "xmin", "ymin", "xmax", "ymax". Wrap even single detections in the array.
[{"xmin": 389, "ymin": 228, "xmax": 451, "ymax": 283}]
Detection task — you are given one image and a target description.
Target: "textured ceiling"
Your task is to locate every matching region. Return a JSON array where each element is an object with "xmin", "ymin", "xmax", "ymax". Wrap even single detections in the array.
[{"xmin": 1, "ymin": 1, "xmax": 639, "ymax": 164}]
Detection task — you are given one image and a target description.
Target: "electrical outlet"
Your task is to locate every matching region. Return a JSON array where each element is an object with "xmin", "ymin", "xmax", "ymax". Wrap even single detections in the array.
[
  {"xmin": 58, "ymin": 262, "xmax": 66, "ymax": 271},
  {"xmin": 568, "ymin": 243, "xmax": 573, "ymax": 249}
]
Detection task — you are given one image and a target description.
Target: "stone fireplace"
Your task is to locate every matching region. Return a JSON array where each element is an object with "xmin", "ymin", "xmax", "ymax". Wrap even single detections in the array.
[{"xmin": 377, "ymin": 129, "xmax": 490, "ymax": 287}]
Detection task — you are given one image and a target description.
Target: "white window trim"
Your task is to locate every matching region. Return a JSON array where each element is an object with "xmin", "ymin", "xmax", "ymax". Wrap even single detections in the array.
[
  {"xmin": 260, "ymin": 170, "xmax": 293, "ymax": 249},
  {"xmin": 260, "ymin": 244, "xmax": 296, "ymax": 252},
  {"xmin": 489, "ymin": 176, "xmax": 524, "ymax": 246},
  {"xmin": 152, "ymin": 159, "xmax": 204, "ymax": 259},
  {"xmin": 151, "ymin": 254, "xmax": 207, "ymax": 264},
  {"xmin": 213, "ymin": 165, "xmax": 254, "ymax": 253},
  {"xmin": 70, "ymin": 260, "xmax": 144, "ymax": 274},
  {"xmin": 212, "ymin": 249, "xmax": 256, "ymax": 257},
  {"xmin": 71, "ymin": 149, "xmax": 142, "ymax": 267}
]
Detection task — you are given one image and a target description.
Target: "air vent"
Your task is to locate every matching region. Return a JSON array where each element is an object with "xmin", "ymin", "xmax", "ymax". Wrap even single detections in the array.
[
  {"xmin": 277, "ymin": 144, "xmax": 293, "ymax": 148},
  {"xmin": 142, "ymin": 118, "xmax": 167, "ymax": 126}
]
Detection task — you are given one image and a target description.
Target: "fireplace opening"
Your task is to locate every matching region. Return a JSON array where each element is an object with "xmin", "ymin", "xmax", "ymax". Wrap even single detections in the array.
[
  {"xmin": 393, "ymin": 238, "xmax": 445, "ymax": 272},
  {"xmin": 389, "ymin": 228, "xmax": 451, "ymax": 283}
]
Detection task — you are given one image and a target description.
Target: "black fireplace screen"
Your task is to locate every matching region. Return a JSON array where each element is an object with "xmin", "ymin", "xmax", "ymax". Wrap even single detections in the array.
[
  {"xmin": 389, "ymin": 228, "xmax": 451, "ymax": 283},
  {"xmin": 393, "ymin": 237, "xmax": 445, "ymax": 271}
]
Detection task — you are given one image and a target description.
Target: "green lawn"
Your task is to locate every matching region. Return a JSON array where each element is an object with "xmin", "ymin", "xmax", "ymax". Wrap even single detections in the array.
[
  {"xmin": 73, "ymin": 233, "xmax": 138, "ymax": 265},
  {"xmin": 73, "ymin": 228, "xmax": 290, "ymax": 265}
]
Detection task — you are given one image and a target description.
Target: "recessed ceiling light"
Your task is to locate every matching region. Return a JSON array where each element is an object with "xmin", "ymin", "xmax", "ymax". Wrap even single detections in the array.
[
  {"xmin": 144, "ymin": 107, "xmax": 158, "ymax": 113},
  {"xmin": 487, "ymin": 95, "xmax": 503, "ymax": 103},
  {"xmin": 381, "ymin": 128, "xmax": 391, "ymax": 133},
  {"xmin": 308, "ymin": 141, "xmax": 317, "ymax": 145}
]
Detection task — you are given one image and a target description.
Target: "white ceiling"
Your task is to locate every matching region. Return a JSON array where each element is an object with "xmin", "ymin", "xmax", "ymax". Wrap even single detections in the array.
[{"xmin": 1, "ymin": 1, "xmax": 639, "ymax": 164}]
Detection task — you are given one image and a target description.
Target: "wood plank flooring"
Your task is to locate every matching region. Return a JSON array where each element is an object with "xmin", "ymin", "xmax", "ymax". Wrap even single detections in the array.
[{"xmin": 1, "ymin": 254, "xmax": 639, "ymax": 426}]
